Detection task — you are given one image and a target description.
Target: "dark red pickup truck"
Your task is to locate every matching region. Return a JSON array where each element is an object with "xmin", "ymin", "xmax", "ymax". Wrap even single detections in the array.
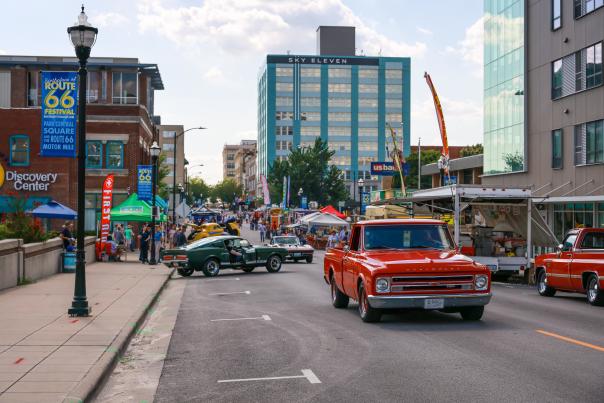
[
  {"xmin": 323, "ymin": 219, "xmax": 491, "ymax": 322},
  {"xmin": 535, "ymin": 228, "xmax": 604, "ymax": 306}
]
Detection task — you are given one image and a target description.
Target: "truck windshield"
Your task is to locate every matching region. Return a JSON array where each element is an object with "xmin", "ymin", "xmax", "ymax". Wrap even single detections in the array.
[{"xmin": 364, "ymin": 225, "xmax": 454, "ymax": 251}]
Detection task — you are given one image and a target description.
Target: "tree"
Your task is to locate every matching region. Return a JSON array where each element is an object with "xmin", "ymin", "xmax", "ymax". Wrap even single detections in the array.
[
  {"xmin": 211, "ymin": 179, "xmax": 242, "ymax": 205},
  {"xmin": 157, "ymin": 153, "xmax": 172, "ymax": 199},
  {"xmin": 188, "ymin": 176, "xmax": 211, "ymax": 204},
  {"xmin": 460, "ymin": 143, "xmax": 483, "ymax": 157},
  {"xmin": 392, "ymin": 149, "xmax": 441, "ymax": 190},
  {"xmin": 267, "ymin": 138, "xmax": 347, "ymax": 207}
]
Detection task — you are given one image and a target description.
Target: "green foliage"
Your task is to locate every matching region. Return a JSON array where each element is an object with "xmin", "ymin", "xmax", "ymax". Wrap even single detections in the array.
[
  {"xmin": 211, "ymin": 179, "xmax": 243, "ymax": 205},
  {"xmin": 17, "ymin": 277, "xmax": 35, "ymax": 286},
  {"xmin": 0, "ymin": 198, "xmax": 55, "ymax": 243},
  {"xmin": 503, "ymin": 152, "xmax": 524, "ymax": 172},
  {"xmin": 188, "ymin": 176, "xmax": 212, "ymax": 203},
  {"xmin": 392, "ymin": 149, "xmax": 441, "ymax": 190},
  {"xmin": 268, "ymin": 138, "xmax": 347, "ymax": 206},
  {"xmin": 460, "ymin": 143, "xmax": 484, "ymax": 157}
]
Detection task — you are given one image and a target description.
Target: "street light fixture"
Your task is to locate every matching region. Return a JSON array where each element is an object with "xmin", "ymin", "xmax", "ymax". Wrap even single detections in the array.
[
  {"xmin": 172, "ymin": 127, "xmax": 206, "ymax": 224},
  {"xmin": 357, "ymin": 177, "xmax": 365, "ymax": 215},
  {"xmin": 149, "ymin": 141, "xmax": 161, "ymax": 265},
  {"xmin": 67, "ymin": 6, "xmax": 97, "ymax": 317}
]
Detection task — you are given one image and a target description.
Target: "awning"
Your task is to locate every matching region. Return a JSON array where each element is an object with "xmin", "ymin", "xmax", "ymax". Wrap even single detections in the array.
[
  {"xmin": 30, "ymin": 200, "xmax": 77, "ymax": 219},
  {"xmin": 320, "ymin": 205, "xmax": 346, "ymax": 219},
  {"xmin": 302, "ymin": 213, "xmax": 349, "ymax": 227},
  {"xmin": 535, "ymin": 195, "xmax": 604, "ymax": 204}
]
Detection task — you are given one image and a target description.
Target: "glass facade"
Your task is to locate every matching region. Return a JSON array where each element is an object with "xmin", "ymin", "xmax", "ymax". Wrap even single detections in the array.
[
  {"xmin": 258, "ymin": 55, "xmax": 410, "ymax": 195},
  {"xmin": 483, "ymin": 0, "xmax": 525, "ymax": 175}
]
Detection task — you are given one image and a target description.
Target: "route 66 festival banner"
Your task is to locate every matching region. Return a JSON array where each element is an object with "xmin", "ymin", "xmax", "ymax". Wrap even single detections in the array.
[{"xmin": 40, "ymin": 72, "xmax": 78, "ymax": 158}]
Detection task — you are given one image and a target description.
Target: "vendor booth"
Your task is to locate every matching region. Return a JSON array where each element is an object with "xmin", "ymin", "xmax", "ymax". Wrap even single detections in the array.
[{"xmin": 302, "ymin": 213, "xmax": 349, "ymax": 249}]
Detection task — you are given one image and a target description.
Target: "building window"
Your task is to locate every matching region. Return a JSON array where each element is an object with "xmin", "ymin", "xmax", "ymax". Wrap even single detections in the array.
[
  {"xmin": 276, "ymin": 126, "xmax": 293, "ymax": 136},
  {"xmin": 328, "ymin": 97, "xmax": 351, "ymax": 107},
  {"xmin": 276, "ymin": 111, "xmax": 294, "ymax": 120},
  {"xmin": 358, "ymin": 142, "xmax": 378, "ymax": 151},
  {"xmin": 27, "ymin": 71, "xmax": 40, "ymax": 106},
  {"xmin": 328, "ymin": 67, "xmax": 351, "ymax": 78},
  {"xmin": 276, "ymin": 96, "xmax": 293, "ymax": 106},
  {"xmin": 86, "ymin": 141, "xmax": 103, "ymax": 168},
  {"xmin": 226, "ymin": 163, "xmax": 235, "ymax": 169},
  {"xmin": 386, "ymin": 113, "xmax": 403, "ymax": 123},
  {"xmin": 301, "ymin": 127, "xmax": 320, "ymax": 136},
  {"xmin": 106, "ymin": 141, "xmax": 124, "ymax": 169},
  {"xmin": 276, "ymin": 82, "xmax": 293, "ymax": 92},
  {"xmin": 358, "ymin": 68, "xmax": 378, "ymax": 79},
  {"xmin": 162, "ymin": 143, "xmax": 174, "ymax": 151},
  {"xmin": 87, "ymin": 71, "xmax": 101, "ymax": 103},
  {"xmin": 575, "ymin": 0, "xmax": 604, "ymax": 18},
  {"xmin": 552, "ymin": 129, "xmax": 563, "ymax": 169},
  {"xmin": 328, "ymin": 112, "xmax": 351, "ymax": 122},
  {"xmin": 276, "ymin": 67, "xmax": 293, "ymax": 77},
  {"xmin": 586, "ymin": 43, "xmax": 603, "ymax": 89},
  {"xmin": 586, "ymin": 120, "xmax": 604, "ymax": 164},
  {"xmin": 552, "ymin": 0, "xmax": 562, "ymax": 30},
  {"xmin": 358, "ymin": 128, "xmax": 377, "ymax": 137},
  {"xmin": 385, "ymin": 69, "xmax": 402, "ymax": 79},
  {"xmin": 385, "ymin": 84, "xmax": 402, "ymax": 94},
  {"xmin": 328, "ymin": 141, "xmax": 351, "ymax": 151},
  {"xmin": 300, "ymin": 112, "xmax": 320, "ymax": 121},
  {"xmin": 300, "ymin": 67, "xmax": 321, "ymax": 77},
  {"xmin": 386, "ymin": 98, "xmax": 402, "ymax": 109},
  {"xmin": 300, "ymin": 83, "xmax": 321, "ymax": 92},
  {"xmin": 328, "ymin": 83, "xmax": 351, "ymax": 93},
  {"xmin": 300, "ymin": 97, "xmax": 320, "ymax": 106},
  {"xmin": 9, "ymin": 135, "xmax": 29, "ymax": 166},
  {"xmin": 359, "ymin": 98, "xmax": 378, "ymax": 108},
  {"xmin": 328, "ymin": 127, "xmax": 350, "ymax": 135},
  {"xmin": 112, "ymin": 71, "xmax": 138, "ymax": 104},
  {"xmin": 359, "ymin": 84, "xmax": 378, "ymax": 93},
  {"xmin": 358, "ymin": 112, "xmax": 378, "ymax": 122},
  {"xmin": 552, "ymin": 59, "xmax": 563, "ymax": 99},
  {"xmin": 227, "ymin": 153, "xmax": 235, "ymax": 161},
  {"xmin": 162, "ymin": 131, "xmax": 176, "ymax": 138}
]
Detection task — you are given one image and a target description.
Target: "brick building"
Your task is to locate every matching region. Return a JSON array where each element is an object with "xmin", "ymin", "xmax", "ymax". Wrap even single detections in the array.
[{"xmin": 0, "ymin": 55, "xmax": 164, "ymax": 231}]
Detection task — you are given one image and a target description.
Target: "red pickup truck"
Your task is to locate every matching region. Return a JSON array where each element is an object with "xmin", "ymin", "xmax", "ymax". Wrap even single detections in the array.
[
  {"xmin": 323, "ymin": 219, "xmax": 491, "ymax": 322},
  {"xmin": 535, "ymin": 228, "xmax": 604, "ymax": 306}
]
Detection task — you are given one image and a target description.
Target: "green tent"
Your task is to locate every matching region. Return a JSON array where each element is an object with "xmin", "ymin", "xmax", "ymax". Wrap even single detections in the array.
[{"xmin": 110, "ymin": 193, "xmax": 167, "ymax": 222}]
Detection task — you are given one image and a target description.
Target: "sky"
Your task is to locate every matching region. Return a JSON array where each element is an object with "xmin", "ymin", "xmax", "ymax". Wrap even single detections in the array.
[{"xmin": 0, "ymin": 0, "xmax": 484, "ymax": 184}]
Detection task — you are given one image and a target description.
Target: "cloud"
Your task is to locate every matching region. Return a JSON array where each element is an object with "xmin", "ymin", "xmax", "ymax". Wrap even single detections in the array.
[
  {"xmin": 137, "ymin": 0, "xmax": 426, "ymax": 58},
  {"xmin": 446, "ymin": 16, "xmax": 483, "ymax": 66},
  {"xmin": 0, "ymin": 49, "xmax": 6, "ymax": 55},
  {"xmin": 417, "ymin": 26, "xmax": 433, "ymax": 35},
  {"xmin": 92, "ymin": 11, "xmax": 129, "ymax": 27},
  {"xmin": 203, "ymin": 66, "xmax": 224, "ymax": 80}
]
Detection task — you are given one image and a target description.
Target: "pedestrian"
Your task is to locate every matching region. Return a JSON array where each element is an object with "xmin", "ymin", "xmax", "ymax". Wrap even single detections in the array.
[
  {"xmin": 169, "ymin": 224, "xmax": 177, "ymax": 248},
  {"xmin": 153, "ymin": 224, "xmax": 163, "ymax": 263},
  {"xmin": 114, "ymin": 224, "xmax": 125, "ymax": 250},
  {"xmin": 60, "ymin": 221, "xmax": 75, "ymax": 252},
  {"xmin": 124, "ymin": 225, "xmax": 133, "ymax": 252},
  {"xmin": 175, "ymin": 226, "xmax": 187, "ymax": 247},
  {"xmin": 259, "ymin": 222, "xmax": 266, "ymax": 243},
  {"xmin": 139, "ymin": 225, "xmax": 150, "ymax": 263}
]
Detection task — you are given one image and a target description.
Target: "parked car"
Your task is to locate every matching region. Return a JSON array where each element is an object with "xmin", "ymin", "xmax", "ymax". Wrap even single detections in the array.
[
  {"xmin": 535, "ymin": 228, "xmax": 604, "ymax": 306},
  {"xmin": 163, "ymin": 235, "xmax": 288, "ymax": 277},
  {"xmin": 270, "ymin": 235, "xmax": 314, "ymax": 263},
  {"xmin": 324, "ymin": 219, "xmax": 491, "ymax": 323}
]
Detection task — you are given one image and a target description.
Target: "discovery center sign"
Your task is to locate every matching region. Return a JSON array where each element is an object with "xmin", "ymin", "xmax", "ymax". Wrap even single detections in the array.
[{"xmin": 0, "ymin": 166, "xmax": 59, "ymax": 192}]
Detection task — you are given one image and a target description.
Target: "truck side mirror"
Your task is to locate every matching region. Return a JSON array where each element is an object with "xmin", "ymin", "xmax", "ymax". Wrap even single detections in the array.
[{"xmin": 343, "ymin": 245, "xmax": 350, "ymax": 253}]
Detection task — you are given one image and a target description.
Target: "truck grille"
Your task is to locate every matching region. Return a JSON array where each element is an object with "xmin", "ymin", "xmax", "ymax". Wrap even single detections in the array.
[{"xmin": 390, "ymin": 275, "xmax": 474, "ymax": 292}]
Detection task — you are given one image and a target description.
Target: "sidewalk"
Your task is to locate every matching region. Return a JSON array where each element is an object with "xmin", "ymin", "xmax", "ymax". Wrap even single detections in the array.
[{"xmin": 0, "ymin": 256, "xmax": 172, "ymax": 403}]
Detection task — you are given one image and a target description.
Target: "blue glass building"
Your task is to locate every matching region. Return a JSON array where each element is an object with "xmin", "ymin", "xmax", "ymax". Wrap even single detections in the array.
[{"xmin": 257, "ymin": 53, "xmax": 410, "ymax": 196}]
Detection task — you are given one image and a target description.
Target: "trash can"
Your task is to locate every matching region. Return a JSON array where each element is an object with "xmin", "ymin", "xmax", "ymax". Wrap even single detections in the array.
[{"xmin": 62, "ymin": 252, "xmax": 76, "ymax": 273}]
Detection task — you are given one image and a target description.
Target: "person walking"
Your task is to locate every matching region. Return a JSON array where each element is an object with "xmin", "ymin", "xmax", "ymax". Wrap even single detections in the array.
[
  {"xmin": 139, "ymin": 225, "xmax": 150, "ymax": 263},
  {"xmin": 153, "ymin": 225, "xmax": 163, "ymax": 263},
  {"xmin": 259, "ymin": 222, "xmax": 266, "ymax": 243}
]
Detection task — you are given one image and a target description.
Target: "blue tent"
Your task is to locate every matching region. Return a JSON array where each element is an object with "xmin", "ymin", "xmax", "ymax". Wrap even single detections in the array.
[{"xmin": 30, "ymin": 200, "xmax": 77, "ymax": 219}]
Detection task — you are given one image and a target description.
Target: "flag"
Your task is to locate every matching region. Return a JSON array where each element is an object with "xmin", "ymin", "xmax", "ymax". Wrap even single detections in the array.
[{"xmin": 100, "ymin": 174, "xmax": 114, "ymax": 253}]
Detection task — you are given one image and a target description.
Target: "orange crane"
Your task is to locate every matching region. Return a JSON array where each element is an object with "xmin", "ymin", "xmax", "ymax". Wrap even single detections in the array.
[{"xmin": 424, "ymin": 72, "xmax": 451, "ymax": 181}]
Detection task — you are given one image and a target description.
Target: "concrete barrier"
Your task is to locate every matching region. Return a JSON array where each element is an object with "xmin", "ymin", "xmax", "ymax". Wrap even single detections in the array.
[{"xmin": 0, "ymin": 236, "xmax": 98, "ymax": 291}]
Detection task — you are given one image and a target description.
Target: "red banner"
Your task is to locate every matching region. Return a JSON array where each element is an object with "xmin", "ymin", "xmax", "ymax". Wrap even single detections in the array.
[{"xmin": 100, "ymin": 174, "xmax": 115, "ymax": 252}]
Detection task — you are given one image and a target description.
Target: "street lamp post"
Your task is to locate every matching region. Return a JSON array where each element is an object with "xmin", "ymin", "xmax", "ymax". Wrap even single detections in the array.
[
  {"xmin": 357, "ymin": 177, "xmax": 365, "ymax": 216},
  {"xmin": 149, "ymin": 142, "xmax": 161, "ymax": 265},
  {"xmin": 298, "ymin": 187, "xmax": 303, "ymax": 207},
  {"xmin": 67, "ymin": 6, "xmax": 97, "ymax": 317},
  {"xmin": 172, "ymin": 127, "xmax": 206, "ymax": 224}
]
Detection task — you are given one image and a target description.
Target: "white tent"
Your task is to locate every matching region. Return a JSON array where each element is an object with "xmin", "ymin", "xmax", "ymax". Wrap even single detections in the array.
[
  {"xmin": 299, "ymin": 211, "xmax": 323, "ymax": 225},
  {"xmin": 304, "ymin": 213, "xmax": 349, "ymax": 227}
]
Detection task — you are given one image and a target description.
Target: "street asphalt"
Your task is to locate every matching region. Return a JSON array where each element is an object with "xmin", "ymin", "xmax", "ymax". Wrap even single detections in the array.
[{"xmin": 154, "ymin": 227, "xmax": 604, "ymax": 403}]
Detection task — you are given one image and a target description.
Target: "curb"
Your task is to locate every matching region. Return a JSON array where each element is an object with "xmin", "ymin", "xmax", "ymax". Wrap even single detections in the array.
[{"xmin": 63, "ymin": 268, "xmax": 174, "ymax": 403}]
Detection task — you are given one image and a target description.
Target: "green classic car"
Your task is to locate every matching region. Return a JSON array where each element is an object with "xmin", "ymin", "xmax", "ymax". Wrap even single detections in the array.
[{"xmin": 162, "ymin": 235, "xmax": 288, "ymax": 277}]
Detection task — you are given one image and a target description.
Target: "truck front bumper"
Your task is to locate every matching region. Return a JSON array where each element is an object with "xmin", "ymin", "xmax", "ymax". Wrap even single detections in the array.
[{"xmin": 367, "ymin": 293, "xmax": 492, "ymax": 309}]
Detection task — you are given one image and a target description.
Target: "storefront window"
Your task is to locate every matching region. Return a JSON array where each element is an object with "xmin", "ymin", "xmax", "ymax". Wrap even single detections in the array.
[
  {"xmin": 9, "ymin": 135, "xmax": 29, "ymax": 166},
  {"xmin": 106, "ymin": 141, "xmax": 124, "ymax": 169},
  {"xmin": 86, "ymin": 141, "xmax": 103, "ymax": 168},
  {"xmin": 553, "ymin": 203, "xmax": 595, "ymax": 240}
]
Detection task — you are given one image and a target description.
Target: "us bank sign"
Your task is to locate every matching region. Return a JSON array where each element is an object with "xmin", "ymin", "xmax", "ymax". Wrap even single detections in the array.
[{"xmin": 0, "ymin": 164, "xmax": 58, "ymax": 192}]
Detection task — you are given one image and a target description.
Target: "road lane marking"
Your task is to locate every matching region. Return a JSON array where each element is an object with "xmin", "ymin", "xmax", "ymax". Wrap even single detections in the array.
[
  {"xmin": 211, "ymin": 315, "xmax": 272, "ymax": 322},
  {"xmin": 218, "ymin": 369, "xmax": 321, "ymax": 384},
  {"xmin": 536, "ymin": 330, "xmax": 604, "ymax": 353},
  {"xmin": 209, "ymin": 290, "xmax": 251, "ymax": 296},
  {"xmin": 206, "ymin": 277, "xmax": 241, "ymax": 281}
]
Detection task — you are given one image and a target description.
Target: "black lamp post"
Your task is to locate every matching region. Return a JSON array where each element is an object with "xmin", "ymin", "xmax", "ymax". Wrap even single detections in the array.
[
  {"xmin": 298, "ymin": 187, "xmax": 303, "ymax": 207},
  {"xmin": 149, "ymin": 141, "xmax": 161, "ymax": 265},
  {"xmin": 172, "ymin": 127, "xmax": 206, "ymax": 224},
  {"xmin": 357, "ymin": 177, "xmax": 365, "ymax": 215},
  {"xmin": 67, "ymin": 6, "xmax": 97, "ymax": 317}
]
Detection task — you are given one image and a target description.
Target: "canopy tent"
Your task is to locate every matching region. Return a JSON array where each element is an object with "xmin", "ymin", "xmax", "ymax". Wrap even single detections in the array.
[
  {"xmin": 299, "ymin": 211, "xmax": 323, "ymax": 225},
  {"xmin": 304, "ymin": 213, "xmax": 349, "ymax": 227},
  {"xmin": 30, "ymin": 200, "xmax": 77, "ymax": 220},
  {"xmin": 175, "ymin": 201, "xmax": 191, "ymax": 218},
  {"xmin": 154, "ymin": 195, "xmax": 169, "ymax": 210},
  {"xmin": 110, "ymin": 193, "xmax": 167, "ymax": 222},
  {"xmin": 320, "ymin": 205, "xmax": 346, "ymax": 219}
]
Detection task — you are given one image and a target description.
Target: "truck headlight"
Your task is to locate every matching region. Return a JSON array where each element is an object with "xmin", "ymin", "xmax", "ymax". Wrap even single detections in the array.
[
  {"xmin": 376, "ymin": 278, "xmax": 390, "ymax": 293},
  {"xmin": 475, "ymin": 275, "xmax": 488, "ymax": 290}
]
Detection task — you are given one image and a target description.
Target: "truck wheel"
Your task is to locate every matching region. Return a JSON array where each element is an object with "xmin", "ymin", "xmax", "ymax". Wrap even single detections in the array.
[
  {"xmin": 177, "ymin": 268, "xmax": 194, "ymax": 277},
  {"xmin": 459, "ymin": 306, "xmax": 484, "ymax": 321},
  {"xmin": 537, "ymin": 269, "xmax": 556, "ymax": 297},
  {"xmin": 242, "ymin": 267, "xmax": 255, "ymax": 273},
  {"xmin": 586, "ymin": 274, "xmax": 604, "ymax": 306},
  {"xmin": 293, "ymin": 258, "xmax": 299, "ymax": 263},
  {"xmin": 266, "ymin": 255, "xmax": 282, "ymax": 273},
  {"xmin": 202, "ymin": 259, "xmax": 220, "ymax": 277},
  {"xmin": 330, "ymin": 275, "xmax": 349, "ymax": 308},
  {"xmin": 306, "ymin": 256, "xmax": 313, "ymax": 264},
  {"xmin": 358, "ymin": 282, "xmax": 381, "ymax": 323}
]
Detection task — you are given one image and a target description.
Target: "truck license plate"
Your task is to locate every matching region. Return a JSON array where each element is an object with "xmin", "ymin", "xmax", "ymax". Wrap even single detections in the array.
[
  {"xmin": 424, "ymin": 299, "xmax": 444, "ymax": 309},
  {"xmin": 293, "ymin": 253, "xmax": 301, "ymax": 257}
]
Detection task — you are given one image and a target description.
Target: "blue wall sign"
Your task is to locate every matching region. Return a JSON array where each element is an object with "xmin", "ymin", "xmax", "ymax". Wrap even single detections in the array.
[
  {"xmin": 360, "ymin": 192, "xmax": 370, "ymax": 214},
  {"xmin": 40, "ymin": 72, "xmax": 78, "ymax": 158},
  {"xmin": 137, "ymin": 165, "xmax": 153, "ymax": 201}
]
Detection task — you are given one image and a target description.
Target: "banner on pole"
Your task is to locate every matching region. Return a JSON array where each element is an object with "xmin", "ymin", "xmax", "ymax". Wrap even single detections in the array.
[
  {"xmin": 281, "ymin": 176, "xmax": 287, "ymax": 208},
  {"xmin": 137, "ymin": 165, "xmax": 153, "ymax": 201},
  {"xmin": 360, "ymin": 192, "xmax": 370, "ymax": 214},
  {"xmin": 260, "ymin": 174, "xmax": 270, "ymax": 205},
  {"xmin": 100, "ymin": 174, "xmax": 115, "ymax": 252},
  {"xmin": 40, "ymin": 71, "xmax": 78, "ymax": 157},
  {"xmin": 301, "ymin": 196, "xmax": 308, "ymax": 209}
]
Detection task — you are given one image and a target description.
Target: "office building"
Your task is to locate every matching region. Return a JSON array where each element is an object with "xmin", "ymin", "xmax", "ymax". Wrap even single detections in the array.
[
  {"xmin": 482, "ymin": 0, "xmax": 604, "ymax": 240},
  {"xmin": 257, "ymin": 26, "xmax": 411, "ymax": 197},
  {"xmin": 0, "ymin": 55, "xmax": 163, "ymax": 231},
  {"xmin": 157, "ymin": 124, "xmax": 186, "ymax": 211},
  {"xmin": 222, "ymin": 140, "xmax": 257, "ymax": 193}
]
